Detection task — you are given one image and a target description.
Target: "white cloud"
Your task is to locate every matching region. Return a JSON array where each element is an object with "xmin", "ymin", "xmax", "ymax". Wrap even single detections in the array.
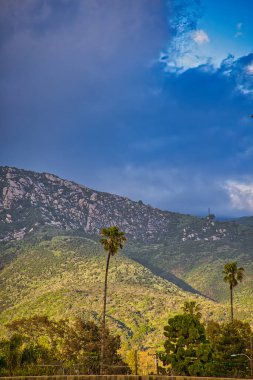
[
  {"xmin": 159, "ymin": 26, "xmax": 211, "ymax": 73},
  {"xmin": 219, "ymin": 55, "xmax": 253, "ymax": 96},
  {"xmin": 192, "ymin": 30, "xmax": 209, "ymax": 45},
  {"xmin": 247, "ymin": 63, "xmax": 253, "ymax": 74},
  {"xmin": 224, "ymin": 180, "xmax": 253, "ymax": 211}
]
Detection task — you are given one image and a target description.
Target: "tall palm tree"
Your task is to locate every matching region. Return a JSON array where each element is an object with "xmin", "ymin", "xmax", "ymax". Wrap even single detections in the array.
[
  {"xmin": 99, "ymin": 226, "xmax": 126, "ymax": 374},
  {"xmin": 223, "ymin": 262, "xmax": 244, "ymax": 323}
]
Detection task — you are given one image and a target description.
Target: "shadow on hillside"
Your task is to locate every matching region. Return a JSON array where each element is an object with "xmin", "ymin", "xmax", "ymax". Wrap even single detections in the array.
[
  {"xmin": 107, "ymin": 315, "xmax": 133, "ymax": 337},
  {"xmin": 132, "ymin": 257, "xmax": 215, "ymax": 301}
]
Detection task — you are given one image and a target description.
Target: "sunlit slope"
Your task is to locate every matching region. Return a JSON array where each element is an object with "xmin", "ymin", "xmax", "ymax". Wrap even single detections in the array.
[
  {"xmin": 125, "ymin": 238, "xmax": 253, "ymax": 324},
  {"xmin": 0, "ymin": 236, "xmax": 229, "ymax": 349},
  {"xmin": 0, "ymin": 166, "xmax": 252, "ymax": 329}
]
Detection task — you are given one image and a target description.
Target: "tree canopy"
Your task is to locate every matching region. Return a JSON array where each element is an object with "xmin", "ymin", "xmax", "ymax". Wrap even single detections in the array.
[
  {"xmin": 0, "ymin": 316, "xmax": 129, "ymax": 376},
  {"xmin": 206, "ymin": 319, "xmax": 252, "ymax": 377},
  {"xmin": 160, "ymin": 313, "xmax": 212, "ymax": 376}
]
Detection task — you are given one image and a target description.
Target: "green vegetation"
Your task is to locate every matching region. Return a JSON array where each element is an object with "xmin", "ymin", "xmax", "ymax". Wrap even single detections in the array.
[
  {"xmin": 1, "ymin": 167, "xmax": 253, "ymax": 375},
  {"xmin": 0, "ymin": 315, "xmax": 129, "ymax": 376},
  {"xmin": 0, "ymin": 235, "xmax": 231, "ymax": 353},
  {"xmin": 206, "ymin": 319, "xmax": 252, "ymax": 377},
  {"xmin": 0, "ymin": 227, "xmax": 252, "ymax": 374},
  {"xmin": 160, "ymin": 313, "xmax": 212, "ymax": 376},
  {"xmin": 223, "ymin": 262, "xmax": 244, "ymax": 322},
  {"xmin": 182, "ymin": 300, "xmax": 202, "ymax": 319},
  {"xmin": 126, "ymin": 239, "xmax": 253, "ymax": 324},
  {"xmin": 159, "ymin": 303, "xmax": 253, "ymax": 377}
]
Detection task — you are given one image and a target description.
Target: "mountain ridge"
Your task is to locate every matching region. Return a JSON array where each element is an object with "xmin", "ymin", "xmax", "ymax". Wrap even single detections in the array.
[
  {"xmin": 0, "ymin": 166, "xmax": 252, "ymax": 328},
  {"xmin": 0, "ymin": 165, "xmax": 249, "ymax": 245},
  {"xmin": 0, "ymin": 165, "xmax": 195, "ymax": 243}
]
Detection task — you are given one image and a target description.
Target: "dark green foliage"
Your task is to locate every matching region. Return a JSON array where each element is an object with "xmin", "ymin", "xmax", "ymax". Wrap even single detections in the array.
[
  {"xmin": 182, "ymin": 300, "xmax": 202, "ymax": 319},
  {"xmin": 160, "ymin": 314, "xmax": 212, "ymax": 376},
  {"xmin": 0, "ymin": 332, "xmax": 50, "ymax": 376},
  {"xmin": 223, "ymin": 262, "xmax": 244, "ymax": 289},
  {"xmin": 100, "ymin": 226, "xmax": 127, "ymax": 257},
  {"xmin": 1, "ymin": 315, "xmax": 129, "ymax": 375},
  {"xmin": 0, "ymin": 334, "xmax": 24, "ymax": 375},
  {"xmin": 161, "ymin": 312, "xmax": 252, "ymax": 378},
  {"xmin": 206, "ymin": 319, "xmax": 252, "ymax": 377}
]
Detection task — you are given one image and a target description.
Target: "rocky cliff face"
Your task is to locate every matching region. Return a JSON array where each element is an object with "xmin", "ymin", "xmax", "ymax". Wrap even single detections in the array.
[
  {"xmin": 0, "ymin": 166, "xmax": 183, "ymax": 242},
  {"xmin": 0, "ymin": 166, "xmax": 241, "ymax": 243}
]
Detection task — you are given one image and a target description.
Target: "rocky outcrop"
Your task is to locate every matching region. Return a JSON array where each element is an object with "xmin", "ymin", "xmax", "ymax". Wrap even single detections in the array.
[
  {"xmin": 0, "ymin": 166, "xmax": 179, "ymax": 242},
  {"xmin": 0, "ymin": 166, "xmax": 239, "ymax": 243}
]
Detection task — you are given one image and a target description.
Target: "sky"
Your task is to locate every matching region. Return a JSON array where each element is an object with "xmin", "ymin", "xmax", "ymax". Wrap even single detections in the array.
[{"xmin": 1, "ymin": 0, "xmax": 253, "ymax": 218}]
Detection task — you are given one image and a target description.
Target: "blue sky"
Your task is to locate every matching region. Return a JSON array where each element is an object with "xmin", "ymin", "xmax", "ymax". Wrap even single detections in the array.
[{"xmin": 1, "ymin": 0, "xmax": 253, "ymax": 217}]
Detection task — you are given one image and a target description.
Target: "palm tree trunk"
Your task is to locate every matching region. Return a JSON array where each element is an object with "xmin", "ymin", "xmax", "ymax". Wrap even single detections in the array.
[
  {"xmin": 230, "ymin": 284, "xmax": 234, "ymax": 323},
  {"xmin": 100, "ymin": 251, "xmax": 111, "ymax": 375}
]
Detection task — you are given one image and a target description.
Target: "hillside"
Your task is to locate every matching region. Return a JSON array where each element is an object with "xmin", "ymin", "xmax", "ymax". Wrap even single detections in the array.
[
  {"xmin": 125, "ymin": 240, "xmax": 253, "ymax": 321},
  {"xmin": 0, "ymin": 235, "xmax": 230, "ymax": 350},
  {"xmin": 0, "ymin": 166, "xmax": 252, "ymax": 347},
  {"xmin": 235, "ymin": 216, "xmax": 253, "ymax": 226}
]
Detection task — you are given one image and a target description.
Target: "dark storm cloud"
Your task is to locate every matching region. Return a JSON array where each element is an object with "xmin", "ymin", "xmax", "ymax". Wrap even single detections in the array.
[
  {"xmin": 1, "ymin": 0, "xmax": 253, "ymax": 216},
  {"xmin": 1, "ymin": 0, "xmax": 168, "ymax": 131},
  {"xmin": 0, "ymin": 0, "xmax": 80, "ymax": 45},
  {"xmin": 92, "ymin": 54, "xmax": 253, "ymax": 216},
  {"xmin": 0, "ymin": 0, "xmax": 170, "ymax": 170}
]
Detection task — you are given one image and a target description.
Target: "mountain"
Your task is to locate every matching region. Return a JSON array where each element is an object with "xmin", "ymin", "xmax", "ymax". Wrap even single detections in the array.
[
  {"xmin": 1, "ymin": 166, "xmax": 252, "ymax": 246},
  {"xmin": 234, "ymin": 216, "xmax": 253, "ymax": 226},
  {"xmin": 0, "ymin": 166, "xmax": 252, "ymax": 350},
  {"xmin": 0, "ymin": 166, "xmax": 195, "ymax": 243}
]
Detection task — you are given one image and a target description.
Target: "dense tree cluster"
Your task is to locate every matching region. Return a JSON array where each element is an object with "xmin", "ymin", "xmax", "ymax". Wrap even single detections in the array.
[
  {"xmin": 206, "ymin": 319, "xmax": 252, "ymax": 377},
  {"xmin": 0, "ymin": 316, "xmax": 129, "ymax": 376},
  {"xmin": 160, "ymin": 301, "xmax": 252, "ymax": 377}
]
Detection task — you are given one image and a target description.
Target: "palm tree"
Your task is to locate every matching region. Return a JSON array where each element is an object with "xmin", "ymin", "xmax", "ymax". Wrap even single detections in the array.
[
  {"xmin": 99, "ymin": 226, "xmax": 126, "ymax": 374},
  {"xmin": 223, "ymin": 262, "xmax": 244, "ymax": 323}
]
